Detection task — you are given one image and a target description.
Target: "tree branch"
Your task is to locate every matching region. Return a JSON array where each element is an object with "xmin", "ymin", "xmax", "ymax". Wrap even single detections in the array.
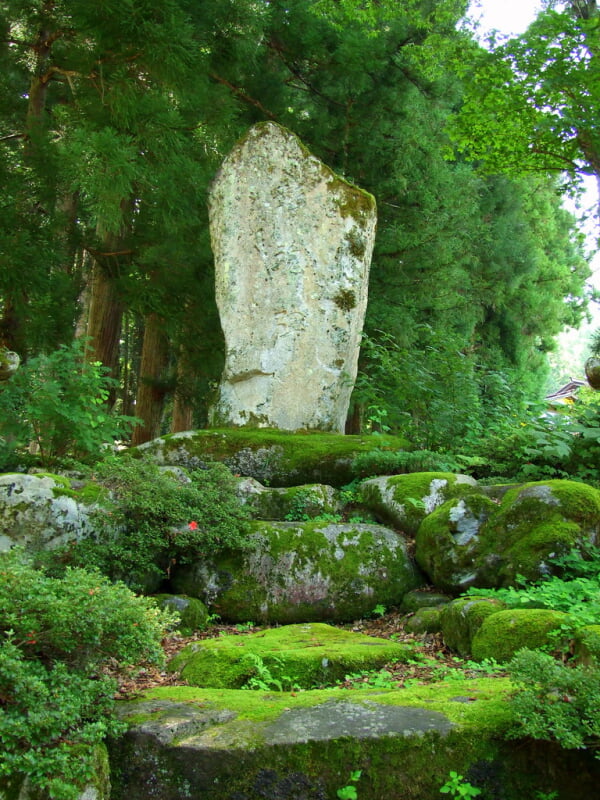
[{"xmin": 209, "ymin": 73, "xmax": 277, "ymax": 119}]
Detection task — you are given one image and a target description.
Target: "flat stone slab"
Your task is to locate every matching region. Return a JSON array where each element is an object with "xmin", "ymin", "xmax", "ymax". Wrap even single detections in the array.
[
  {"xmin": 109, "ymin": 681, "xmax": 600, "ymax": 799},
  {"xmin": 264, "ymin": 700, "xmax": 453, "ymax": 743}
]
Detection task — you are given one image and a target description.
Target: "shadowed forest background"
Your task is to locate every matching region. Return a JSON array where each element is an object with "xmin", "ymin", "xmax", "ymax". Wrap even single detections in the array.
[{"xmin": 1, "ymin": 0, "xmax": 599, "ymax": 460}]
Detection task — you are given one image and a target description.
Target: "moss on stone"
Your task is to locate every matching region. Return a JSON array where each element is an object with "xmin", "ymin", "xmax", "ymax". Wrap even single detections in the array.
[
  {"xmin": 415, "ymin": 493, "xmax": 499, "ymax": 592},
  {"xmin": 480, "ymin": 480, "xmax": 600, "ymax": 585},
  {"xmin": 360, "ymin": 472, "xmax": 478, "ymax": 536},
  {"xmin": 133, "ymin": 429, "xmax": 411, "ymax": 488},
  {"xmin": 110, "ymin": 676, "xmax": 600, "ymax": 800},
  {"xmin": 333, "ymin": 288, "xmax": 357, "ymax": 311},
  {"xmin": 404, "ymin": 606, "xmax": 442, "ymax": 634},
  {"xmin": 471, "ymin": 608, "xmax": 568, "ymax": 663},
  {"xmin": 169, "ymin": 622, "xmax": 412, "ymax": 689},
  {"xmin": 400, "ymin": 589, "xmax": 452, "ymax": 613},
  {"xmin": 440, "ymin": 597, "xmax": 507, "ymax": 657},
  {"xmin": 244, "ymin": 483, "xmax": 343, "ymax": 521},
  {"xmin": 172, "ymin": 520, "xmax": 423, "ymax": 624},
  {"xmin": 154, "ymin": 594, "xmax": 209, "ymax": 636}
]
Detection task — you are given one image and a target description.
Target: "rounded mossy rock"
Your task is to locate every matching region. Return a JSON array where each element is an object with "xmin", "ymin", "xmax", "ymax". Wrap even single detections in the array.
[
  {"xmin": 236, "ymin": 479, "xmax": 343, "ymax": 521},
  {"xmin": 359, "ymin": 472, "xmax": 478, "ymax": 536},
  {"xmin": 415, "ymin": 480, "xmax": 600, "ymax": 593},
  {"xmin": 572, "ymin": 625, "xmax": 600, "ymax": 666},
  {"xmin": 132, "ymin": 429, "xmax": 411, "ymax": 488},
  {"xmin": 169, "ymin": 622, "xmax": 412, "ymax": 689},
  {"xmin": 415, "ymin": 493, "xmax": 500, "ymax": 593},
  {"xmin": 480, "ymin": 480, "xmax": 600, "ymax": 584},
  {"xmin": 440, "ymin": 597, "xmax": 507, "ymax": 657},
  {"xmin": 171, "ymin": 520, "xmax": 424, "ymax": 624},
  {"xmin": 154, "ymin": 594, "xmax": 209, "ymax": 635},
  {"xmin": 471, "ymin": 608, "xmax": 569, "ymax": 663},
  {"xmin": 404, "ymin": 606, "xmax": 443, "ymax": 634},
  {"xmin": 0, "ymin": 472, "xmax": 104, "ymax": 552},
  {"xmin": 400, "ymin": 589, "xmax": 452, "ymax": 613}
]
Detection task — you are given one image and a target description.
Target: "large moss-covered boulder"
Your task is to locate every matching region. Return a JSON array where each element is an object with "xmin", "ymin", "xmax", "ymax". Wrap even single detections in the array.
[
  {"xmin": 481, "ymin": 480, "xmax": 600, "ymax": 581},
  {"xmin": 170, "ymin": 623, "xmax": 412, "ymax": 689},
  {"xmin": 415, "ymin": 480, "xmax": 600, "ymax": 593},
  {"xmin": 0, "ymin": 473, "xmax": 99, "ymax": 551},
  {"xmin": 440, "ymin": 597, "xmax": 507, "ymax": 657},
  {"xmin": 471, "ymin": 609, "xmax": 568, "ymax": 663},
  {"xmin": 171, "ymin": 520, "xmax": 423, "ymax": 623},
  {"xmin": 359, "ymin": 472, "xmax": 478, "ymax": 535},
  {"xmin": 134, "ymin": 429, "xmax": 410, "ymax": 487},
  {"xmin": 109, "ymin": 682, "xmax": 600, "ymax": 800},
  {"xmin": 415, "ymin": 493, "xmax": 500, "ymax": 593}
]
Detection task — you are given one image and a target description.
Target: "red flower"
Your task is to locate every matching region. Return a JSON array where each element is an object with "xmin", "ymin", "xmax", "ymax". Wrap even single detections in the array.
[{"xmin": 188, "ymin": 521, "xmax": 199, "ymax": 531}]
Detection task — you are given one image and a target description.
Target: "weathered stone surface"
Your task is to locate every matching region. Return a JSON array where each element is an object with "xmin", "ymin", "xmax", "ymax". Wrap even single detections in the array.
[
  {"xmin": 236, "ymin": 479, "xmax": 343, "ymax": 521},
  {"xmin": 208, "ymin": 122, "xmax": 377, "ymax": 433},
  {"xmin": 169, "ymin": 623, "xmax": 411, "ymax": 689},
  {"xmin": 415, "ymin": 480, "xmax": 600, "ymax": 593},
  {"xmin": 171, "ymin": 520, "xmax": 423, "ymax": 623},
  {"xmin": 109, "ymin": 683, "xmax": 600, "ymax": 800},
  {"xmin": 359, "ymin": 472, "xmax": 478, "ymax": 536},
  {"xmin": 0, "ymin": 473, "xmax": 96, "ymax": 551}
]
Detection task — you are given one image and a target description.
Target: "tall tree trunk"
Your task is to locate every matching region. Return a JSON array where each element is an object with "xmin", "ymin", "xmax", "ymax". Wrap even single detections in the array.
[
  {"xmin": 85, "ymin": 257, "xmax": 124, "ymax": 385},
  {"xmin": 171, "ymin": 346, "xmax": 195, "ymax": 433},
  {"xmin": 131, "ymin": 312, "xmax": 170, "ymax": 445}
]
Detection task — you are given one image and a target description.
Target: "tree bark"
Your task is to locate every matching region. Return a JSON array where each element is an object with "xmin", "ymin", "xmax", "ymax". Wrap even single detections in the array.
[
  {"xmin": 131, "ymin": 312, "xmax": 170, "ymax": 445},
  {"xmin": 171, "ymin": 346, "xmax": 195, "ymax": 433}
]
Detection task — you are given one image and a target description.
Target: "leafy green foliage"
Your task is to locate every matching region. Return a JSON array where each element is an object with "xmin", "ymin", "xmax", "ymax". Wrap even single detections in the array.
[
  {"xmin": 240, "ymin": 653, "xmax": 300, "ymax": 693},
  {"xmin": 0, "ymin": 549, "xmax": 174, "ymax": 799},
  {"xmin": 449, "ymin": 4, "xmax": 600, "ymax": 185},
  {"xmin": 465, "ymin": 566, "xmax": 600, "ymax": 631},
  {"xmin": 507, "ymin": 649, "xmax": 600, "ymax": 756},
  {"xmin": 336, "ymin": 770, "xmax": 362, "ymax": 800},
  {"xmin": 439, "ymin": 771, "xmax": 481, "ymax": 798},
  {"xmin": 471, "ymin": 391, "xmax": 600, "ymax": 485},
  {"xmin": 68, "ymin": 457, "xmax": 251, "ymax": 590},
  {"xmin": 0, "ymin": 340, "xmax": 139, "ymax": 469}
]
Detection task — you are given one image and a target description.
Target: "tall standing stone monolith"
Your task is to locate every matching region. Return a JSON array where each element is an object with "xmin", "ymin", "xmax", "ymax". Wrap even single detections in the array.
[{"xmin": 208, "ymin": 122, "xmax": 377, "ymax": 432}]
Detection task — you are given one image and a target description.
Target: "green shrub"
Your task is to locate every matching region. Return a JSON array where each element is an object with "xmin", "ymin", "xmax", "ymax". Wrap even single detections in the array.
[
  {"xmin": 0, "ymin": 340, "xmax": 139, "ymax": 469},
  {"xmin": 466, "ymin": 573, "xmax": 600, "ymax": 629},
  {"xmin": 508, "ymin": 649, "xmax": 600, "ymax": 756},
  {"xmin": 351, "ymin": 448, "xmax": 461, "ymax": 478},
  {"xmin": 470, "ymin": 392, "xmax": 600, "ymax": 485},
  {"xmin": 0, "ymin": 549, "xmax": 174, "ymax": 799},
  {"xmin": 67, "ymin": 456, "xmax": 251, "ymax": 590}
]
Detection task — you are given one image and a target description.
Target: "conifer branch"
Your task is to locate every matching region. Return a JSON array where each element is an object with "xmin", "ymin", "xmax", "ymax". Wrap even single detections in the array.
[{"xmin": 209, "ymin": 73, "xmax": 277, "ymax": 119}]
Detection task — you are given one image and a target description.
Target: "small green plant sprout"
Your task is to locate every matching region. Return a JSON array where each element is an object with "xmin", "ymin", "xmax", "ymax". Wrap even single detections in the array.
[
  {"xmin": 241, "ymin": 653, "xmax": 300, "ymax": 693},
  {"xmin": 235, "ymin": 621, "xmax": 255, "ymax": 632},
  {"xmin": 336, "ymin": 770, "xmax": 362, "ymax": 800},
  {"xmin": 371, "ymin": 604, "xmax": 386, "ymax": 618},
  {"xmin": 439, "ymin": 771, "xmax": 481, "ymax": 798}
]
